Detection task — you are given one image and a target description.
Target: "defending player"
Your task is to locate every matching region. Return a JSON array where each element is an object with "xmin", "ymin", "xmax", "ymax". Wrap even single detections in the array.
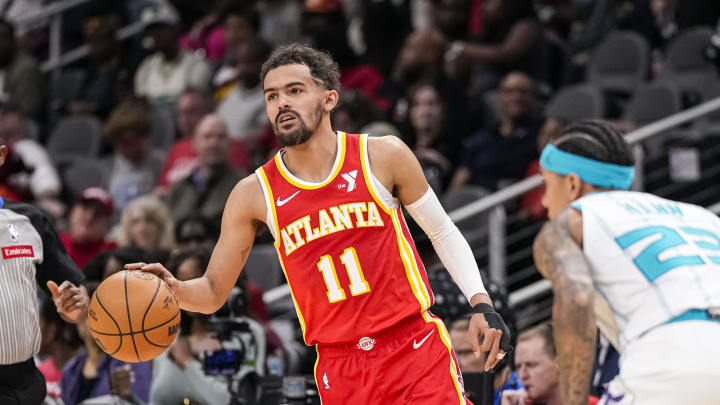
[
  {"xmin": 533, "ymin": 120, "xmax": 720, "ymax": 405},
  {"xmin": 127, "ymin": 43, "xmax": 511, "ymax": 403}
]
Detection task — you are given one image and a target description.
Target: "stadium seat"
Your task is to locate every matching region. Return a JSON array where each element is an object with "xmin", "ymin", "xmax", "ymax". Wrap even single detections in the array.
[
  {"xmin": 62, "ymin": 158, "xmax": 109, "ymax": 199},
  {"xmin": 587, "ymin": 31, "xmax": 649, "ymax": 95},
  {"xmin": 244, "ymin": 243, "xmax": 284, "ymax": 292},
  {"xmin": 662, "ymin": 27, "xmax": 717, "ymax": 100},
  {"xmin": 47, "ymin": 115, "xmax": 102, "ymax": 165},
  {"xmin": 545, "ymin": 83, "xmax": 605, "ymax": 121},
  {"xmin": 625, "ymin": 80, "xmax": 683, "ymax": 156}
]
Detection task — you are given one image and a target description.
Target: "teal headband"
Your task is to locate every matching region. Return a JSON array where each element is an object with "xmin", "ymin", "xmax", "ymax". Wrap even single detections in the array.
[{"xmin": 540, "ymin": 144, "xmax": 635, "ymax": 189}]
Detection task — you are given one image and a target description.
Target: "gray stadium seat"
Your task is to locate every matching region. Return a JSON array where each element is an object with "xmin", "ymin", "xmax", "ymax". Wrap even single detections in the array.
[
  {"xmin": 244, "ymin": 243, "xmax": 284, "ymax": 292},
  {"xmin": 625, "ymin": 80, "xmax": 683, "ymax": 157},
  {"xmin": 624, "ymin": 80, "xmax": 682, "ymax": 126},
  {"xmin": 587, "ymin": 31, "xmax": 650, "ymax": 94},
  {"xmin": 62, "ymin": 158, "xmax": 109, "ymax": 199},
  {"xmin": 545, "ymin": 83, "xmax": 605, "ymax": 121},
  {"xmin": 662, "ymin": 27, "xmax": 717, "ymax": 98},
  {"xmin": 47, "ymin": 115, "xmax": 102, "ymax": 165}
]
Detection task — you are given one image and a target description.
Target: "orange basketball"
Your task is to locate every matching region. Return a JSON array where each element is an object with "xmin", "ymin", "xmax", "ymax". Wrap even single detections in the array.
[{"xmin": 88, "ymin": 270, "xmax": 180, "ymax": 362}]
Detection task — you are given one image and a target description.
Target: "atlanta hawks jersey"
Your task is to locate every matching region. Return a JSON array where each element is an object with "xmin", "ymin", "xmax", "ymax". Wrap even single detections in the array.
[
  {"xmin": 255, "ymin": 132, "xmax": 434, "ymax": 345},
  {"xmin": 572, "ymin": 190, "xmax": 720, "ymax": 351}
]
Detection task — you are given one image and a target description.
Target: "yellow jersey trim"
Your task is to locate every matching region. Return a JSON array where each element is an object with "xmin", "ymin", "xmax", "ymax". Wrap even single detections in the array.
[
  {"xmin": 274, "ymin": 131, "xmax": 347, "ymax": 190},
  {"xmin": 390, "ymin": 209, "xmax": 431, "ymax": 311},
  {"xmin": 256, "ymin": 167, "xmax": 308, "ymax": 340},
  {"xmin": 423, "ymin": 311, "xmax": 467, "ymax": 404}
]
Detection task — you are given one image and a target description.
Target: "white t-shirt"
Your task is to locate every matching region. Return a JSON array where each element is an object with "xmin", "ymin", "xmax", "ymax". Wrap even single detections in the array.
[{"xmin": 134, "ymin": 50, "xmax": 211, "ymax": 105}]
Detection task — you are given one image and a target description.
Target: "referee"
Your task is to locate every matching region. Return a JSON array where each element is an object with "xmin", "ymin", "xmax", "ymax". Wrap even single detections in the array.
[{"xmin": 0, "ymin": 144, "xmax": 89, "ymax": 405}]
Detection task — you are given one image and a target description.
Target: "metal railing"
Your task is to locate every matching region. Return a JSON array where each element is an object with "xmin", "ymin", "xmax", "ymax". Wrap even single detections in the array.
[{"xmin": 13, "ymin": 0, "xmax": 144, "ymax": 76}]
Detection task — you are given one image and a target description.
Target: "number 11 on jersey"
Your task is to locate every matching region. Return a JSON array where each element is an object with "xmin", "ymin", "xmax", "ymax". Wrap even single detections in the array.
[{"xmin": 317, "ymin": 247, "xmax": 371, "ymax": 303}]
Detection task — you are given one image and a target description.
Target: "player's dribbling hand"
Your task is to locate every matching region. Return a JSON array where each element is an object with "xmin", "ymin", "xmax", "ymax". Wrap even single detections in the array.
[
  {"xmin": 124, "ymin": 262, "xmax": 180, "ymax": 291},
  {"xmin": 47, "ymin": 280, "xmax": 89, "ymax": 323}
]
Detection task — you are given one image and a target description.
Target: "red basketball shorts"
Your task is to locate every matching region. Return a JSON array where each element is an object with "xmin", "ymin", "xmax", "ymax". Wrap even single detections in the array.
[{"xmin": 313, "ymin": 311, "xmax": 473, "ymax": 404}]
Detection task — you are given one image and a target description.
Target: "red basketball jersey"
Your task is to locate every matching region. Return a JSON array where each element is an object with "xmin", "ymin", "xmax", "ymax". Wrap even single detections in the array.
[{"xmin": 256, "ymin": 132, "xmax": 434, "ymax": 345}]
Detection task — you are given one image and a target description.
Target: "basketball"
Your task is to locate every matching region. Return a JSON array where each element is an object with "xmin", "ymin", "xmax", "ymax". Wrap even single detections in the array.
[{"xmin": 87, "ymin": 270, "xmax": 180, "ymax": 362}]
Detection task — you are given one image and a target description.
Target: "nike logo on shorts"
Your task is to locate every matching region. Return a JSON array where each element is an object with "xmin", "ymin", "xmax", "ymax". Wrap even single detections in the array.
[
  {"xmin": 276, "ymin": 191, "xmax": 301, "ymax": 206},
  {"xmin": 413, "ymin": 330, "xmax": 434, "ymax": 349}
]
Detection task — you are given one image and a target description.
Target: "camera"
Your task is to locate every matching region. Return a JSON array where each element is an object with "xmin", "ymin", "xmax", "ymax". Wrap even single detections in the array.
[
  {"xmin": 200, "ymin": 287, "xmax": 262, "ymax": 404},
  {"xmin": 255, "ymin": 375, "xmax": 321, "ymax": 405}
]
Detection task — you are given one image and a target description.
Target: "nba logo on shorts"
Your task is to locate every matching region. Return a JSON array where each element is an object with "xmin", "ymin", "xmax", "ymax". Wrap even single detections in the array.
[
  {"xmin": 7, "ymin": 224, "xmax": 20, "ymax": 243},
  {"xmin": 323, "ymin": 372, "xmax": 330, "ymax": 390}
]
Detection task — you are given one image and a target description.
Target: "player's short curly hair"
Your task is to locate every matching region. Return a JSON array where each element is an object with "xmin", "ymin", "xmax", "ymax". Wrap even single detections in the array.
[{"xmin": 259, "ymin": 43, "xmax": 341, "ymax": 91}]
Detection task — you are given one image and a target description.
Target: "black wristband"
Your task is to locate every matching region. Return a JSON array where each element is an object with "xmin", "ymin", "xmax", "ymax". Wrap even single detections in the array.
[
  {"xmin": 471, "ymin": 303, "xmax": 513, "ymax": 352},
  {"xmin": 470, "ymin": 303, "xmax": 495, "ymax": 314}
]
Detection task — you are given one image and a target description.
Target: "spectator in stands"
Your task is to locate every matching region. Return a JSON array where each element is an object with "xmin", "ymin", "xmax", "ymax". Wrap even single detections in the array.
[
  {"xmin": 149, "ymin": 248, "xmax": 233, "ymax": 405},
  {"xmin": 388, "ymin": 29, "xmax": 471, "ymax": 138},
  {"xmin": 37, "ymin": 293, "xmax": 83, "ymax": 401},
  {"xmin": 60, "ymin": 187, "xmax": 117, "ymax": 270},
  {"xmin": 257, "ymin": 0, "xmax": 302, "ymax": 46},
  {"xmin": 181, "ymin": 1, "xmax": 258, "ymax": 62},
  {"xmin": 116, "ymin": 195, "xmax": 176, "ymax": 253},
  {"xmin": 103, "ymin": 99, "xmax": 165, "ymax": 211},
  {"xmin": 60, "ymin": 306, "xmax": 152, "ymax": 405},
  {"xmin": 450, "ymin": 72, "xmax": 543, "ymax": 191},
  {"xmin": 446, "ymin": 0, "xmax": 543, "ymax": 94},
  {"xmin": 0, "ymin": 18, "xmax": 43, "ymax": 120},
  {"xmin": 332, "ymin": 90, "xmax": 400, "ymax": 137},
  {"xmin": 450, "ymin": 316, "xmax": 522, "ymax": 405},
  {"xmin": 502, "ymin": 323, "xmax": 600, "ymax": 405},
  {"xmin": 156, "ymin": 89, "xmax": 211, "ymax": 194},
  {"xmin": 405, "ymin": 81, "xmax": 462, "ymax": 192},
  {"xmin": 0, "ymin": 109, "xmax": 64, "ymax": 218},
  {"xmin": 65, "ymin": 13, "xmax": 135, "ymax": 119},
  {"xmin": 175, "ymin": 214, "xmax": 218, "ymax": 252},
  {"xmin": 166, "ymin": 114, "xmax": 243, "ymax": 224},
  {"xmin": 82, "ymin": 246, "xmax": 167, "ymax": 287},
  {"xmin": 134, "ymin": 3, "xmax": 212, "ymax": 106},
  {"xmin": 217, "ymin": 39, "xmax": 272, "ymax": 140}
]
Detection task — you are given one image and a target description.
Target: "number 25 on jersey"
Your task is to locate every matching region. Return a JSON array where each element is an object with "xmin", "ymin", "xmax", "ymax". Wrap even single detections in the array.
[{"xmin": 317, "ymin": 247, "xmax": 371, "ymax": 303}]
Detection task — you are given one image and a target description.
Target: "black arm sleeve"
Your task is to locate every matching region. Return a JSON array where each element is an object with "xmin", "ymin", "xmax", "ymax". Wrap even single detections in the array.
[{"xmin": 5, "ymin": 201, "xmax": 84, "ymax": 293}]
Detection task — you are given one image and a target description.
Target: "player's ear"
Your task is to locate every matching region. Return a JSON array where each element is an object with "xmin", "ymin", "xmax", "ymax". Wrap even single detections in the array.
[
  {"xmin": 566, "ymin": 173, "xmax": 583, "ymax": 200},
  {"xmin": 0, "ymin": 145, "xmax": 6, "ymax": 166},
  {"xmin": 323, "ymin": 89, "xmax": 339, "ymax": 112}
]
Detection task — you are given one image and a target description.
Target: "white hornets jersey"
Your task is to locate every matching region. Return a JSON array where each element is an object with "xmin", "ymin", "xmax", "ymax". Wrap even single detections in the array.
[{"xmin": 571, "ymin": 191, "xmax": 720, "ymax": 351}]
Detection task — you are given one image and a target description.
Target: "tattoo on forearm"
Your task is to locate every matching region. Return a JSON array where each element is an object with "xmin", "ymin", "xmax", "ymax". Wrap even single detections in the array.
[
  {"xmin": 240, "ymin": 247, "xmax": 251, "ymax": 262},
  {"xmin": 533, "ymin": 210, "xmax": 596, "ymax": 405}
]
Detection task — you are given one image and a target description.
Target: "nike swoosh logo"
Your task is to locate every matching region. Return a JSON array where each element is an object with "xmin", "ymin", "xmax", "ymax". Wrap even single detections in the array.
[
  {"xmin": 413, "ymin": 330, "xmax": 434, "ymax": 349},
  {"xmin": 276, "ymin": 191, "xmax": 301, "ymax": 206}
]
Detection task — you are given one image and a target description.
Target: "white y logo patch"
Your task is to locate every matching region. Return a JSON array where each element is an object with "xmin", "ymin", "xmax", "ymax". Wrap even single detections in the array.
[{"xmin": 341, "ymin": 170, "xmax": 358, "ymax": 192}]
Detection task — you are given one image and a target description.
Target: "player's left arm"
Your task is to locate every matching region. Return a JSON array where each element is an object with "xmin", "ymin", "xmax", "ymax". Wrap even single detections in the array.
[
  {"xmin": 368, "ymin": 136, "xmax": 512, "ymax": 370},
  {"xmin": 532, "ymin": 207, "xmax": 596, "ymax": 405}
]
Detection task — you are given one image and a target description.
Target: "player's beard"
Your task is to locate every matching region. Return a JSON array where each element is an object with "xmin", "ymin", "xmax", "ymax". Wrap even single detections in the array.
[{"xmin": 274, "ymin": 102, "xmax": 323, "ymax": 147}]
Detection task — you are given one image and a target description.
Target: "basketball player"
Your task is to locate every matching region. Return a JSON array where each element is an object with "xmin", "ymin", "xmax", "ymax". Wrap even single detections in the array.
[
  {"xmin": 127, "ymin": 43, "xmax": 511, "ymax": 403},
  {"xmin": 533, "ymin": 120, "xmax": 720, "ymax": 405}
]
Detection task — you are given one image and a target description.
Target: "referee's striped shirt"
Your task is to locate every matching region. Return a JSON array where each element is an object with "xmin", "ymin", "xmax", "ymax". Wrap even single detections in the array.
[{"xmin": 0, "ymin": 198, "xmax": 84, "ymax": 365}]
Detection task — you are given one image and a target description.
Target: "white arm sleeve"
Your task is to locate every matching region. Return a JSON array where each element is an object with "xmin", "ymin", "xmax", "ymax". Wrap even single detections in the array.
[{"xmin": 405, "ymin": 187, "xmax": 487, "ymax": 303}]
